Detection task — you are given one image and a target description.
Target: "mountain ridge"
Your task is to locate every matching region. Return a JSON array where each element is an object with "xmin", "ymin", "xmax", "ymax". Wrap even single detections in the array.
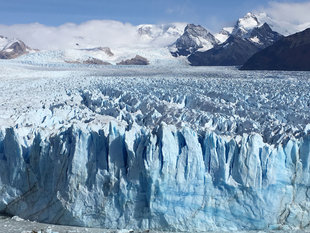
[
  {"xmin": 0, "ymin": 11, "xmax": 307, "ymax": 67},
  {"xmin": 187, "ymin": 13, "xmax": 283, "ymax": 66},
  {"xmin": 241, "ymin": 28, "xmax": 310, "ymax": 71}
]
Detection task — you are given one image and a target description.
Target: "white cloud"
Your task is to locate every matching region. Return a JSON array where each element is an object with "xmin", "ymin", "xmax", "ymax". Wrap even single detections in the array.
[
  {"xmin": 258, "ymin": 1, "xmax": 310, "ymax": 35},
  {"xmin": 0, "ymin": 20, "xmax": 183, "ymax": 50},
  {"xmin": 265, "ymin": 1, "xmax": 310, "ymax": 24}
]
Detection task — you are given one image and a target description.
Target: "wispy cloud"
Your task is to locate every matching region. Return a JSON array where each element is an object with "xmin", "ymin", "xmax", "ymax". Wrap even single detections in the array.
[
  {"xmin": 0, "ymin": 20, "xmax": 142, "ymax": 50},
  {"xmin": 264, "ymin": 1, "xmax": 310, "ymax": 24},
  {"xmin": 0, "ymin": 20, "xmax": 185, "ymax": 50},
  {"xmin": 258, "ymin": 1, "xmax": 310, "ymax": 35}
]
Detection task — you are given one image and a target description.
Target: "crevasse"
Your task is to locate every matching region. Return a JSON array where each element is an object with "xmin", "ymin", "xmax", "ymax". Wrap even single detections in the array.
[{"xmin": 0, "ymin": 122, "xmax": 309, "ymax": 231}]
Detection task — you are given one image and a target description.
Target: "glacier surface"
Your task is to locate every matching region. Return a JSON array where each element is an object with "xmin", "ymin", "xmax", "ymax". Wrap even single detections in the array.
[{"xmin": 0, "ymin": 61, "xmax": 310, "ymax": 231}]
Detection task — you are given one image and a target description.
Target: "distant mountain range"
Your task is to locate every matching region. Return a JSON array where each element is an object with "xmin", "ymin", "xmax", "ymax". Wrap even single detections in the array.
[
  {"xmin": 0, "ymin": 12, "xmax": 309, "ymax": 70},
  {"xmin": 182, "ymin": 13, "xmax": 283, "ymax": 66}
]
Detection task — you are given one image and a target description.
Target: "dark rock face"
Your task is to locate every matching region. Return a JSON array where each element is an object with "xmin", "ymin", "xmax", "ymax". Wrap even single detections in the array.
[
  {"xmin": 83, "ymin": 58, "xmax": 111, "ymax": 65},
  {"xmin": 248, "ymin": 23, "xmax": 283, "ymax": 49},
  {"xmin": 81, "ymin": 47, "xmax": 114, "ymax": 57},
  {"xmin": 117, "ymin": 55, "xmax": 149, "ymax": 65},
  {"xmin": 171, "ymin": 24, "xmax": 218, "ymax": 57},
  {"xmin": 188, "ymin": 23, "xmax": 282, "ymax": 66},
  {"xmin": 188, "ymin": 36, "xmax": 260, "ymax": 66},
  {"xmin": 0, "ymin": 40, "xmax": 30, "ymax": 59},
  {"xmin": 65, "ymin": 57, "xmax": 111, "ymax": 65},
  {"xmin": 241, "ymin": 28, "xmax": 310, "ymax": 71}
]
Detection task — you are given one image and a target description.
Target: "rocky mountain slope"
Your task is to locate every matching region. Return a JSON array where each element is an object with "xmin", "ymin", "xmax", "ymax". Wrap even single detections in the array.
[
  {"xmin": 170, "ymin": 24, "xmax": 219, "ymax": 56},
  {"xmin": 241, "ymin": 28, "xmax": 310, "ymax": 71},
  {"xmin": 0, "ymin": 36, "xmax": 33, "ymax": 59},
  {"xmin": 117, "ymin": 55, "xmax": 149, "ymax": 65}
]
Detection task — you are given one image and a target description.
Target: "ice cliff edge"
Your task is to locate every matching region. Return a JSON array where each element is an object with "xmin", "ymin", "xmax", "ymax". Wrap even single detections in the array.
[{"xmin": 0, "ymin": 122, "xmax": 310, "ymax": 231}]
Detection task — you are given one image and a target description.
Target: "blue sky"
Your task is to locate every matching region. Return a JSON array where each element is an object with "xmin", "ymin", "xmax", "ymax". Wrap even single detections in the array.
[{"xmin": 0, "ymin": 0, "xmax": 308, "ymax": 30}]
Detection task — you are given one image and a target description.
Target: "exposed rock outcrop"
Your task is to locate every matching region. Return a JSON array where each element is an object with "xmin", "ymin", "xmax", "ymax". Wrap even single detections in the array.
[
  {"xmin": 0, "ymin": 40, "xmax": 31, "ymax": 59},
  {"xmin": 117, "ymin": 55, "xmax": 149, "ymax": 65},
  {"xmin": 80, "ymin": 47, "xmax": 114, "ymax": 57},
  {"xmin": 65, "ymin": 57, "xmax": 111, "ymax": 65}
]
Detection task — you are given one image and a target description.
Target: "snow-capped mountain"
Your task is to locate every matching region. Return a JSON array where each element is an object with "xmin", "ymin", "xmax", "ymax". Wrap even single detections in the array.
[
  {"xmin": 188, "ymin": 13, "xmax": 283, "ymax": 66},
  {"xmin": 204, "ymin": 13, "xmax": 262, "ymax": 46},
  {"xmin": 170, "ymin": 24, "xmax": 219, "ymax": 56},
  {"xmin": 215, "ymin": 12, "xmax": 283, "ymax": 45},
  {"xmin": 170, "ymin": 24, "xmax": 219, "ymax": 57},
  {"xmin": 230, "ymin": 12, "xmax": 283, "ymax": 48},
  {"xmin": 231, "ymin": 12, "xmax": 261, "ymax": 38},
  {"xmin": 0, "ymin": 36, "xmax": 34, "ymax": 59}
]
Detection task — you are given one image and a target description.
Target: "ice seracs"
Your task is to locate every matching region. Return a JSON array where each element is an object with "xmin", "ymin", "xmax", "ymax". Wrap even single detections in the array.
[{"xmin": 0, "ymin": 61, "xmax": 310, "ymax": 231}]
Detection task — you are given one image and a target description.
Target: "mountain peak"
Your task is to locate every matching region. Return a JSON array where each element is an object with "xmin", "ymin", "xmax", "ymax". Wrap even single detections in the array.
[
  {"xmin": 184, "ymin": 24, "xmax": 211, "ymax": 37},
  {"xmin": 238, "ymin": 12, "xmax": 260, "ymax": 28},
  {"xmin": 171, "ymin": 23, "xmax": 218, "ymax": 56},
  {"xmin": 188, "ymin": 14, "xmax": 283, "ymax": 67},
  {"xmin": 0, "ymin": 38, "xmax": 33, "ymax": 59},
  {"xmin": 232, "ymin": 12, "xmax": 262, "ymax": 37}
]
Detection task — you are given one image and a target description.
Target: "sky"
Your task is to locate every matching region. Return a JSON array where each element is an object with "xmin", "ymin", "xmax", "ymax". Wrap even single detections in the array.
[
  {"xmin": 0, "ymin": 0, "xmax": 309, "ymax": 31},
  {"xmin": 0, "ymin": 0, "xmax": 310, "ymax": 50}
]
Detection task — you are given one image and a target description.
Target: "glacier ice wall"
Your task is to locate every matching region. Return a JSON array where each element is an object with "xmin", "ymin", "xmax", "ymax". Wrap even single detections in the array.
[{"xmin": 0, "ymin": 123, "xmax": 310, "ymax": 231}]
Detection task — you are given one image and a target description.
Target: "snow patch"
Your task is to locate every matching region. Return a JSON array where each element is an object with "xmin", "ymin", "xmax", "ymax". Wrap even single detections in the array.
[
  {"xmin": 238, "ymin": 12, "xmax": 260, "ymax": 30},
  {"xmin": 250, "ymin": 36, "xmax": 260, "ymax": 44}
]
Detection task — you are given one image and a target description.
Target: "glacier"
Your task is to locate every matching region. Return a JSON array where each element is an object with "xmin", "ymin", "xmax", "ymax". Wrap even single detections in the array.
[
  {"xmin": 0, "ymin": 61, "xmax": 310, "ymax": 231},
  {"xmin": 1, "ymin": 123, "xmax": 310, "ymax": 231}
]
